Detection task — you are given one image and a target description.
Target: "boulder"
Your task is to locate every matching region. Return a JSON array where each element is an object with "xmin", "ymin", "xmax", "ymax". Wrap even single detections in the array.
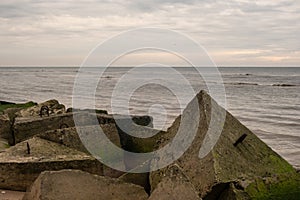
[
  {"xmin": 151, "ymin": 90, "xmax": 300, "ymax": 199},
  {"xmin": 0, "ymin": 101, "xmax": 15, "ymax": 105},
  {"xmin": 16, "ymin": 99, "xmax": 65, "ymax": 118},
  {"xmin": 23, "ymin": 169, "xmax": 148, "ymax": 200},
  {"xmin": 149, "ymin": 164, "xmax": 201, "ymax": 200},
  {"xmin": 0, "ymin": 137, "xmax": 103, "ymax": 191}
]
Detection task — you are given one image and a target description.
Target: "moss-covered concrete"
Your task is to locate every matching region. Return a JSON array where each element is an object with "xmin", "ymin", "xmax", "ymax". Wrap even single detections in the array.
[
  {"xmin": 245, "ymin": 174, "xmax": 300, "ymax": 200},
  {"xmin": 0, "ymin": 101, "xmax": 36, "ymax": 113}
]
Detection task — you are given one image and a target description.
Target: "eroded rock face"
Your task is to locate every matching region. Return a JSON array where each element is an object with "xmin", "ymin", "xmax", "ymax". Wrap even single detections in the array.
[
  {"xmin": 119, "ymin": 172, "xmax": 150, "ymax": 193},
  {"xmin": 0, "ymin": 137, "xmax": 103, "ymax": 191},
  {"xmin": 13, "ymin": 113, "xmax": 77, "ymax": 144},
  {"xmin": 0, "ymin": 114, "xmax": 11, "ymax": 143},
  {"xmin": 151, "ymin": 90, "xmax": 300, "ymax": 199},
  {"xmin": 149, "ymin": 164, "xmax": 201, "ymax": 200},
  {"xmin": 13, "ymin": 111, "xmax": 154, "ymax": 145},
  {"xmin": 38, "ymin": 124, "xmax": 125, "ymax": 178},
  {"xmin": 37, "ymin": 124, "xmax": 121, "ymax": 153},
  {"xmin": 16, "ymin": 100, "xmax": 65, "ymax": 118},
  {"xmin": 23, "ymin": 169, "xmax": 148, "ymax": 200}
]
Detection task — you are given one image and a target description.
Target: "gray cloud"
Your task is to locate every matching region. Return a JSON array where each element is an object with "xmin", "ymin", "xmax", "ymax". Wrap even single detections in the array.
[{"xmin": 0, "ymin": 0, "xmax": 299, "ymax": 66}]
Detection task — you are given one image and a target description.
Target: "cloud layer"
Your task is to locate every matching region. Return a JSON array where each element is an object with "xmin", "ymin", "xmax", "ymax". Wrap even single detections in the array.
[{"xmin": 0, "ymin": 0, "xmax": 299, "ymax": 66}]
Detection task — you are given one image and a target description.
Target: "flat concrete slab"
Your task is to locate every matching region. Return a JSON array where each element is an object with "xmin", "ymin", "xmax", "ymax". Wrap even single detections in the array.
[{"xmin": 0, "ymin": 137, "xmax": 103, "ymax": 191}]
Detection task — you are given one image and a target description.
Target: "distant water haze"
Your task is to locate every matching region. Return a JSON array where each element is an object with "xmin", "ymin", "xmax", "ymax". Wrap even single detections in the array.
[{"xmin": 0, "ymin": 67, "xmax": 299, "ymax": 168}]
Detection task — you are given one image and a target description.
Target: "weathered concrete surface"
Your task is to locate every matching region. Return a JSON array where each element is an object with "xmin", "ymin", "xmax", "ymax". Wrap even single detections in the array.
[
  {"xmin": 37, "ymin": 124, "xmax": 121, "ymax": 153},
  {"xmin": 151, "ymin": 90, "xmax": 300, "ymax": 199},
  {"xmin": 66, "ymin": 107, "xmax": 108, "ymax": 114},
  {"xmin": 213, "ymin": 182, "xmax": 251, "ymax": 200},
  {"xmin": 117, "ymin": 123, "xmax": 166, "ymax": 171},
  {"xmin": 38, "ymin": 124, "xmax": 125, "ymax": 178},
  {"xmin": 23, "ymin": 169, "xmax": 148, "ymax": 200},
  {"xmin": 13, "ymin": 112, "xmax": 153, "ymax": 145},
  {"xmin": 119, "ymin": 172, "xmax": 150, "ymax": 193},
  {"xmin": 13, "ymin": 113, "xmax": 76, "ymax": 144},
  {"xmin": 0, "ymin": 114, "xmax": 11, "ymax": 143},
  {"xmin": 0, "ymin": 137, "xmax": 103, "ymax": 191},
  {"xmin": 16, "ymin": 99, "xmax": 65, "ymax": 118},
  {"xmin": 149, "ymin": 164, "xmax": 201, "ymax": 200},
  {"xmin": 0, "ymin": 138, "xmax": 10, "ymax": 152},
  {"xmin": 0, "ymin": 189, "xmax": 25, "ymax": 200}
]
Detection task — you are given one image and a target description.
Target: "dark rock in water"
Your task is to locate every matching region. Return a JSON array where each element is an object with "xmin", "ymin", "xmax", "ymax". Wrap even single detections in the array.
[
  {"xmin": 23, "ymin": 169, "xmax": 148, "ymax": 200},
  {"xmin": 0, "ymin": 101, "xmax": 15, "ymax": 105},
  {"xmin": 149, "ymin": 164, "xmax": 201, "ymax": 200},
  {"xmin": 150, "ymin": 90, "xmax": 300, "ymax": 199},
  {"xmin": 272, "ymin": 84, "xmax": 296, "ymax": 87},
  {"xmin": 0, "ymin": 137, "xmax": 103, "ymax": 191}
]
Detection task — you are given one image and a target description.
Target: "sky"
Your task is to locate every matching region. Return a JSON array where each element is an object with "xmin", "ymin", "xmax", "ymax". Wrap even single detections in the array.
[{"xmin": 0, "ymin": 0, "xmax": 299, "ymax": 67}]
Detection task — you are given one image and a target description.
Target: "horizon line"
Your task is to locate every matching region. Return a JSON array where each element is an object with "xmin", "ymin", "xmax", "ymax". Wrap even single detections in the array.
[{"xmin": 0, "ymin": 65, "xmax": 300, "ymax": 68}]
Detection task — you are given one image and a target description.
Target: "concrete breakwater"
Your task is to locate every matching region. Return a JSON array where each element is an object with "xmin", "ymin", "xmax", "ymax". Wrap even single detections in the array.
[{"xmin": 0, "ymin": 91, "xmax": 299, "ymax": 200}]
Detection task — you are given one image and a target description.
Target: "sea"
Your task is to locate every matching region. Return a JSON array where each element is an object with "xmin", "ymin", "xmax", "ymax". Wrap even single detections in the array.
[{"xmin": 0, "ymin": 66, "xmax": 299, "ymax": 168}]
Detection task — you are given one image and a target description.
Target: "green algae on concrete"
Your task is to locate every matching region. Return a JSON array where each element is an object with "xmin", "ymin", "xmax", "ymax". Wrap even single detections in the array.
[
  {"xmin": 245, "ymin": 174, "xmax": 300, "ymax": 200},
  {"xmin": 0, "ymin": 101, "xmax": 36, "ymax": 113}
]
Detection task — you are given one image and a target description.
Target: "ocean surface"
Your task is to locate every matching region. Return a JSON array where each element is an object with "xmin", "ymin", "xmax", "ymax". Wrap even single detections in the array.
[{"xmin": 0, "ymin": 67, "xmax": 299, "ymax": 168}]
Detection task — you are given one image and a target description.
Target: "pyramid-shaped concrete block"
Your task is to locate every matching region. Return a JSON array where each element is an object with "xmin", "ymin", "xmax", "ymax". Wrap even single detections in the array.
[
  {"xmin": 0, "ymin": 137, "xmax": 103, "ymax": 191},
  {"xmin": 152, "ymin": 90, "xmax": 300, "ymax": 199}
]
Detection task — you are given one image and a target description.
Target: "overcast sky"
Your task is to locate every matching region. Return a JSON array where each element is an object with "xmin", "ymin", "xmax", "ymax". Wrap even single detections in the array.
[{"xmin": 0, "ymin": 0, "xmax": 299, "ymax": 67}]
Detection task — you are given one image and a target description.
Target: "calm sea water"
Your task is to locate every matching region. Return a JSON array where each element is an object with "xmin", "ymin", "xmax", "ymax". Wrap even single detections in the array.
[{"xmin": 0, "ymin": 67, "xmax": 299, "ymax": 168}]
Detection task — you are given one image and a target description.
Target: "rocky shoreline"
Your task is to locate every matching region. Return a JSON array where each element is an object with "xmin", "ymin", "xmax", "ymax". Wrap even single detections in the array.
[{"xmin": 0, "ymin": 91, "xmax": 299, "ymax": 200}]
